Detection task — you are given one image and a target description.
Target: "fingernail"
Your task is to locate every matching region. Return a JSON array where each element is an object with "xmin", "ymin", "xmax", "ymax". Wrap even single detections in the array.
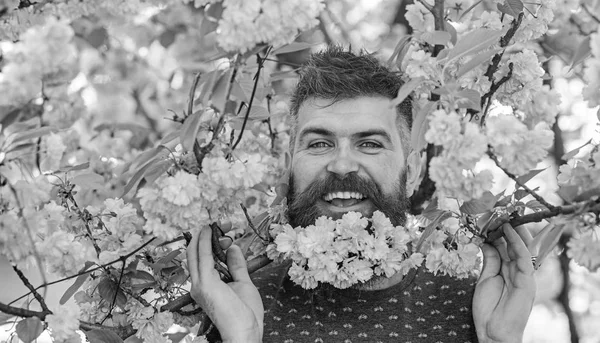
[{"xmin": 219, "ymin": 236, "xmax": 233, "ymax": 250}]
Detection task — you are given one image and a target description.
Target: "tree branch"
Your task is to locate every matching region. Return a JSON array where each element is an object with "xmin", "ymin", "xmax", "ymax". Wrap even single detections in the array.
[
  {"xmin": 484, "ymin": 12, "xmax": 524, "ymax": 81},
  {"xmin": 9, "ymin": 238, "xmax": 156, "ymax": 306},
  {"xmin": 0, "ymin": 301, "xmax": 136, "ymax": 338},
  {"xmin": 230, "ymin": 48, "xmax": 271, "ymax": 153},
  {"xmin": 487, "ymin": 147, "xmax": 556, "ymax": 211},
  {"xmin": 485, "ymin": 200, "xmax": 600, "ymax": 241},
  {"xmin": 11, "ymin": 265, "xmax": 50, "ymax": 314}
]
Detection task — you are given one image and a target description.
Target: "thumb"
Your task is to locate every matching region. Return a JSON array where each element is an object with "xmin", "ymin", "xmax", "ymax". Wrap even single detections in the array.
[
  {"xmin": 227, "ymin": 245, "xmax": 251, "ymax": 282},
  {"xmin": 479, "ymin": 243, "xmax": 501, "ymax": 282}
]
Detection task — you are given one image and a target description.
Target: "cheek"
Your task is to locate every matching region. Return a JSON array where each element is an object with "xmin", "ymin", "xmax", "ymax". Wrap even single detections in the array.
[{"xmin": 291, "ymin": 158, "xmax": 320, "ymax": 192}]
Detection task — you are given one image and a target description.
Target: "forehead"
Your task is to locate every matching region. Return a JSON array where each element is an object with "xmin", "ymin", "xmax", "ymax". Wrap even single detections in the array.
[{"xmin": 295, "ymin": 96, "xmax": 400, "ymax": 139}]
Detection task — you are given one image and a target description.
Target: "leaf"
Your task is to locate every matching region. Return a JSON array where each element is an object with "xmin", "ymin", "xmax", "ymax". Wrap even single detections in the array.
[
  {"xmin": 415, "ymin": 210, "xmax": 453, "ymax": 252},
  {"xmin": 270, "ymin": 69, "xmax": 299, "ymax": 82},
  {"xmin": 456, "ymin": 48, "xmax": 501, "ymax": 79},
  {"xmin": 569, "ymin": 36, "xmax": 592, "ymax": 70},
  {"xmin": 180, "ymin": 110, "xmax": 205, "ymax": 152},
  {"xmin": 495, "ymin": 194, "xmax": 512, "ymax": 207},
  {"xmin": 86, "ymin": 329, "xmax": 124, "ymax": 343},
  {"xmin": 459, "ymin": 0, "xmax": 484, "ymax": 20},
  {"xmin": 455, "ymin": 89, "xmax": 482, "ymax": 111},
  {"xmin": 445, "ymin": 28, "xmax": 503, "ymax": 62},
  {"xmin": 460, "ymin": 191, "xmax": 497, "ymax": 214},
  {"xmin": 514, "ymin": 189, "xmax": 529, "ymax": 201},
  {"xmin": 391, "ymin": 77, "xmax": 424, "ymax": 107},
  {"xmin": 97, "ymin": 278, "xmax": 127, "ymax": 308},
  {"xmin": 422, "ymin": 31, "xmax": 451, "ymax": 46},
  {"xmin": 60, "ymin": 272, "xmax": 91, "ymax": 304},
  {"xmin": 515, "ymin": 167, "xmax": 548, "ymax": 186},
  {"xmin": 273, "ymin": 42, "xmax": 313, "ymax": 55},
  {"xmin": 0, "ymin": 107, "xmax": 22, "ymax": 131},
  {"xmin": 387, "ymin": 35, "xmax": 412, "ymax": 67},
  {"xmin": 573, "ymin": 187, "xmax": 600, "ymax": 202},
  {"xmin": 71, "ymin": 173, "xmax": 105, "ymax": 190},
  {"xmin": 94, "ymin": 123, "xmax": 149, "ymax": 134},
  {"xmin": 525, "ymin": 200, "xmax": 546, "ymax": 211},
  {"xmin": 562, "ymin": 138, "xmax": 592, "ymax": 161},
  {"xmin": 557, "ymin": 185, "xmax": 579, "ymax": 203},
  {"xmin": 533, "ymin": 222, "xmax": 566, "ymax": 268},
  {"xmin": 121, "ymin": 157, "xmax": 165, "ymax": 198},
  {"xmin": 15, "ymin": 317, "xmax": 44, "ymax": 343},
  {"xmin": 497, "ymin": 0, "xmax": 524, "ymax": 17},
  {"xmin": 445, "ymin": 22, "xmax": 458, "ymax": 46},
  {"xmin": 129, "ymin": 270, "xmax": 155, "ymax": 282},
  {"xmin": 211, "ymin": 68, "xmax": 234, "ymax": 113},
  {"xmin": 11, "ymin": 126, "xmax": 56, "ymax": 144},
  {"xmin": 56, "ymin": 162, "xmax": 91, "ymax": 173},
  {"xmin": 143, "ymin": 159, "xmax": 174, "ymax": 187}
]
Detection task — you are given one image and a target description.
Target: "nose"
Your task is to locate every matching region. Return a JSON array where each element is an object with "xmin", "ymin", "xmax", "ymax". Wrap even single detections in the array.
[{"xmin": 326, "ymin": 145, "xmax": 359, "ymax": 179}]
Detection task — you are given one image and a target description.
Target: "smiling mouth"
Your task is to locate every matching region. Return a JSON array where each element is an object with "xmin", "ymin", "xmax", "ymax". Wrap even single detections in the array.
[{"xmin": 322, "ymin": 191, "xmax": 366, "ymax": 208}]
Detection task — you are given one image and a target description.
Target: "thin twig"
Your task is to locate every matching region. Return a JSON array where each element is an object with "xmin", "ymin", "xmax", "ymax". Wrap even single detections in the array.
[
  {"xmin": 487, "ymin": 148, "xmax": 557, "ymax": 210},
  {"xmin": 101, "ymin": 258, "xmax": 126, "ymax": 324},
  {"xmin": 240, "ymin": 204, "xmax": 268, "ymax": 242},
  {"xmin": 484, "ymin": 12, "xmax": 524, "ymax": 81},
  {"xmin": 7, "ymin": 184, "xmax": 48, "ymax": 300},
  {"xmin": 196, "ymin": 56, "xmax": 242, "ymax": 169},
  {"xmin": 480, "ymin": 62, "xmax": 514, "ymax": 124},
  {"xmin": 230, "ymin": 47, "xmax": 272, "ymax": 153},
  {"xmin": 11, "ymin": 265, "xmax": 50, "ymax": 313},
  {"xmin": 582, "ymin": 4, "xmax": 600, "ymax": 24},
  {"xmin": 9, "ymin": 238, "xmax": 156, "ymax": 306},
  {"xmin": 416, "ymin": 0, "xmax": 434, "ymax": 13},
  {"xmin": 187, "ymin": 73, "xmax": 202, "ymax": 117}
]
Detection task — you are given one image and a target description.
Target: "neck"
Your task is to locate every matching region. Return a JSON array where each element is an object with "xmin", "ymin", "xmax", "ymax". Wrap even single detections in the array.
[{"xmin": 353, "ymin": 271, "xmax": 405, "ymax": 291}]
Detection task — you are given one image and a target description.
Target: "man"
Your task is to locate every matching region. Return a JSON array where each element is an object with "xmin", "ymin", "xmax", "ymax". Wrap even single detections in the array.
[{"xmin": 186, "ymin": 46, "xmax": 536, "ymax": 342}]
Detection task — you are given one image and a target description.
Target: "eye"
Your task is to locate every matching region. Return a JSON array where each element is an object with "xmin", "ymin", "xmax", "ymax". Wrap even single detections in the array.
[
  {"xmin": 308, "ymin": 141, "xmax": 332, "ymax": 149},
  {"xmin": 359, "ymin": 141, "xmax": 382, "ymax": 149}
]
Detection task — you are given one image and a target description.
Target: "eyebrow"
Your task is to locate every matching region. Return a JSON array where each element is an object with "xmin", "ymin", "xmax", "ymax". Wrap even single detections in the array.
[{"xmin": 298, "ymin": 126, "xmax": 393, "ymax": 145}]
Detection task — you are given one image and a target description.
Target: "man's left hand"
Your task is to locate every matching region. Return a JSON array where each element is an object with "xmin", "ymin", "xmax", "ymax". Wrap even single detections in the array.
[{"xmin": 473, "ymin": 223, "xmax": 536, "ymax": 343}]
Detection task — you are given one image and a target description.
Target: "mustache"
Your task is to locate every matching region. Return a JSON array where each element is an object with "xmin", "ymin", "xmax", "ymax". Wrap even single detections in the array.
[{"xmin": 287, "ymin": 172, "xmax": 408, "ymax": 227}]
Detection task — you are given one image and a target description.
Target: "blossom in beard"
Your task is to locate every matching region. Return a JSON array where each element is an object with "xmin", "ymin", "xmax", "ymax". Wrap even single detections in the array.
[{"xmin": 288, "ymin": 262, "xmax": 318, "ymax": 289}]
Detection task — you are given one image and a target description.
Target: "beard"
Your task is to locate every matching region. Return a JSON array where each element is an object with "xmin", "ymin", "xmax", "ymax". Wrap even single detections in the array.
[{"xmin": 287, "ymin": 171, "xmax": 410, "ymax": 227}]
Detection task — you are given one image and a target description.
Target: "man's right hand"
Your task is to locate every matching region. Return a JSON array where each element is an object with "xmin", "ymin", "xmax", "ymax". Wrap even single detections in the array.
[{"xmin": 186, "ymin": 226, "xmax": 264, "ymax": 343}]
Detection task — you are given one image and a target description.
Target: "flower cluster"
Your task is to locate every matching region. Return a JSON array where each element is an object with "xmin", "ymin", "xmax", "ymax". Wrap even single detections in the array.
[
  {"xmin": 486, "ymin": 115, "xmax": 554, "ymax": 176},
  {"xmin": 138, "ymin": 150, "xmax": 270, "ymax": 239},
  {"xmin": 0, "ymin": 18, "xmax": 77, "ymax": 106},
  {"xmin": 267, "ymin": 210, "xmax": 483, "ymax": 289},
  {"xmin": 46, "ymin": 303, "xmax": 81, "ymax": 343},
  {"xmin": 267, "ymin": 211, "xmax": 423, "ymax": 289},
  {"xmin": 214, "ymin": 0, "xmax": 324, "ymax": 52},
  {"xmin": 583, "ymin": 28, "xmax": 600, "ymax": 108},
  {"xmin": 425, "ymin": 109, "xmax": 492, "ymax": 201}
]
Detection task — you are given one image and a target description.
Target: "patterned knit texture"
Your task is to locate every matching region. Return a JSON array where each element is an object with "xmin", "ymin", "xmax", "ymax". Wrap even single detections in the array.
[{"xmin": 251, "ymin": 262, "xmax": 479, "ymax": 343}]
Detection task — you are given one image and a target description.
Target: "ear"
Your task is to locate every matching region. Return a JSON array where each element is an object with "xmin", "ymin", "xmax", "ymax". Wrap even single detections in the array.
[{"xmin": 405, "ymin": 150, "xmax": 423, "ymax": 197}]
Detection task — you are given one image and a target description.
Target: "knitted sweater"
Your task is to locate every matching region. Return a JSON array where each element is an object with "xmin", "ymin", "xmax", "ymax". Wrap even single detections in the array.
[{"xmin": 251, "ymin": 262, "xmax": 479, "ymax": 343}]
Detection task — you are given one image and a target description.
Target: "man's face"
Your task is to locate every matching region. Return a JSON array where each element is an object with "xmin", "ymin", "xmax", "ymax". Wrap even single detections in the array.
[{"xmin": 288, "ymin": 96, "xmax": 411, "ymax": 227}]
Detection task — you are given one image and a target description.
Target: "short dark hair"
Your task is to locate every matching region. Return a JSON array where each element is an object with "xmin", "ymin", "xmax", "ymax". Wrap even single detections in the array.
[{"xmin": 288, "ymin": 45, "xmax": 412, "ymax": 154}]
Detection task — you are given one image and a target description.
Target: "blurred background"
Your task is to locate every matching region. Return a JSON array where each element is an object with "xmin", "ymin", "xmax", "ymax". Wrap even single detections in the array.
[{"xmin": 1, "ymin": 0, "xmax": 599, "ymax": 342}]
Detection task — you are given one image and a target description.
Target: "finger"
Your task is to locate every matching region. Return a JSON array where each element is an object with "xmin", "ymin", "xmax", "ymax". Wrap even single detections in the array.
[
  {"xmin": 503, "ymin": 224, "xmax": 535, "ymax": 273},
  {"xmin": 491, "ymin": 235, "xmax": 509, "ymax": 261},
  {"xmin": 227, "ymin": 245, "xmax": 252, "ymax": 283},
  {"xmin": 514, "ymin": 225, "xmax": 534, "ymax": 250},
  {"xmin": 479, "ymin": 243, "xmax": 501, "ymax": 281},
  {"xmin": 186, "ymin": 230, "xmax": 200, "ymax": 285},
  {"xmin": 198, "ymin": 225, "xmax": 216, "ymax": 281}
]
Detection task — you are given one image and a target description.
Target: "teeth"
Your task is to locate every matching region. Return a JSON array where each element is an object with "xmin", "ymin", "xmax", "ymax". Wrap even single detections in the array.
[{"xmin": 323, "ymin": 192, "xmax": 365, "ymax": 202}]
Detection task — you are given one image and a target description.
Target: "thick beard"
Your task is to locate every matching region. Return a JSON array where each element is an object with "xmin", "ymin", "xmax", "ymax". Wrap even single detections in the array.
[{"xmin": 287, "ymin": 171, "xmax": 409, "ymax": 227}]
